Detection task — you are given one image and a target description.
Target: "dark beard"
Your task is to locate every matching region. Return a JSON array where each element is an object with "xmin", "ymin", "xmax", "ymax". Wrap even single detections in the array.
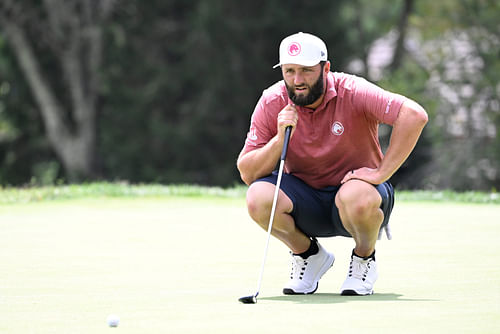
[{"xmin": 285, "ymin": 70, "xmax": 324, "ymax": 107}]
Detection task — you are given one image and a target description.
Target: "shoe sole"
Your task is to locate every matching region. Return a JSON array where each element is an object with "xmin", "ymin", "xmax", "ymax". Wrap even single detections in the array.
[
  {"xmin": 340, "ymin": 289, "xmax": 374, "ymax": 296},
  {"xmin": 283, "ymin": 283, "xmax": 318, "ymax": 295},
  {"xmin": 282, "ymin": 253, "xmax": 335, "ymax": 295}
]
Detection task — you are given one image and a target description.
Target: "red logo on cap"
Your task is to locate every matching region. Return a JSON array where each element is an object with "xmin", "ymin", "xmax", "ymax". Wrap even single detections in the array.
[{"xmin": 288, "ymin": 42, "xmax": 301, "ymax": 56}]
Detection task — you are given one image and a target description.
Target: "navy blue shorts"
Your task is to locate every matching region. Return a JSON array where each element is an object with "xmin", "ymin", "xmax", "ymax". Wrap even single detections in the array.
[{"xmin": 255, "ymin": 172, "xmax": 395, "ymax": 238}]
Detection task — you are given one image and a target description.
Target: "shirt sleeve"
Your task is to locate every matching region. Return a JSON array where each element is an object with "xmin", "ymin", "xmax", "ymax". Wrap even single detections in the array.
[
  {"xmin": 241, "ymin": 93, "xmax": 278, "ymax": 155},
  {"xmin": 351, "ymin": 77, "xmax": 407, "ymax": 125}
]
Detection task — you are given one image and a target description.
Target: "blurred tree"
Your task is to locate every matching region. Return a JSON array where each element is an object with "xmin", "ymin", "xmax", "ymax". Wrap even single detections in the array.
[
  {"xmin": 389, "ymin": 0, "xmax": 414, "ymax": 72},
  {"xmin": 99, "ymin": 0, "xmax": 393, "ymax": 185},
  {"xmin": 362, "ymin": 0, "xmax": 499, "ymax": 190},
  {"xmin": 0, "ymin": 0, "xmax": 115, "ymax": 181},
  {"xmin": 1, "ymin": 0, "xmax": 496, "ymax": 190},
  {"xmin": 337, "ymin": 0, "xmax": 432, "ymax": 189},
  {"xmin": 411, "ymin": 0, "xmax": 500, "ymax": 190},
  {"xmin": 0, "ymin": 0, "xmax": 417, "ymax": 186},
  {"xmin": 0, "ymin": 36, "xmax": 54, "ymax": 185}
]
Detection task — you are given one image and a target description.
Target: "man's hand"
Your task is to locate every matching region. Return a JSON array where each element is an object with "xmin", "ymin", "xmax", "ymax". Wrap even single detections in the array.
[
  {"xmin": 341, "ymin": 167, "xmax": 387, "ymax": 185},
  {"xmin": 341, "ymin": 100, "xmax": 428, "ymax": 187},
  {"xmin": 236, "ymin": 103, "xmax": 298, "ymax": 185},
  {"xmin": 277, "ymin": 104, "xmax": 298, "ymax": 140}
]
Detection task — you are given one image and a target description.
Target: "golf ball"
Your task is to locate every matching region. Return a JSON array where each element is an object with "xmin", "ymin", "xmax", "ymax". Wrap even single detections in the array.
[{"xmin": 107, "ymin": 314, "xmax": 120, "ymax": 327}]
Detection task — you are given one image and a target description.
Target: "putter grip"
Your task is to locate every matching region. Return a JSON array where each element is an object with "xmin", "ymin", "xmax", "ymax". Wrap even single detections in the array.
[{"xmin": 280, "ymin": 126, "xmax": 292, "ymax": 161}]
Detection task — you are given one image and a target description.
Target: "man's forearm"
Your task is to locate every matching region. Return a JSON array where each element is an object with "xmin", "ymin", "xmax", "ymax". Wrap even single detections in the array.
[
  {"xmin": 237, "ymin": 135, "xmax": 283, "ymax": 185},
  {"xmin": 378, "ymin": 100, "xmax": 428, "ymax": 182}
]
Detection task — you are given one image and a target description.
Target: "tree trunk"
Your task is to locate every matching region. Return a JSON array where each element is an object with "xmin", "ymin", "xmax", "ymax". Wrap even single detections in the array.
[
  {"xmin": 1, "ymin": 20, "xmax": 96, "ymax": 180},
  {"xmin": 390, "ymin": 0, "xmax": 414, "ymax": 72},
  {"xmin": 0, "ymin": 0, "xmax": 113, "ymax": 181}
]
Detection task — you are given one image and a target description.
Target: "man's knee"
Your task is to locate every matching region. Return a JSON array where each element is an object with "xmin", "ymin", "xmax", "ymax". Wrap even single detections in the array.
[
  {"xmin": 335, "ymin": 180, "xmax": 382, "ymax": 220},
  {"xmin": 246, "ymin": 182, "xmax": 274, "ymax": 221},
  {"xmin": 246, "ymin": 181, "xmax": 293, "ymax": 223}
]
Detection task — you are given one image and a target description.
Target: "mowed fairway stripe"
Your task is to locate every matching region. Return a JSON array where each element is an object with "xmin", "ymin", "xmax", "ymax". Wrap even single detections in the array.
[{"xmin": 0, "ymin": 198, "xmax": 499, "ymax": 333}]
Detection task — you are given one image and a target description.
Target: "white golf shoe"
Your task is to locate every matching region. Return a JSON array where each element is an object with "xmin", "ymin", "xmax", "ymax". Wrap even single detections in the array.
[
  {"xmin": 340, "ymin": 251, "xmax": 378, "ymax": 296},
  {"xmin": 283, "ymin": 242, "xmax": 334, "ymax": 295}
]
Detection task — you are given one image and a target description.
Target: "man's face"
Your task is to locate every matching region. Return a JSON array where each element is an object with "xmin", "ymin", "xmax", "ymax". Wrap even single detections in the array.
[{"xmin": 282, "ymin": 63, "xmax": 325, "ymax": 107}]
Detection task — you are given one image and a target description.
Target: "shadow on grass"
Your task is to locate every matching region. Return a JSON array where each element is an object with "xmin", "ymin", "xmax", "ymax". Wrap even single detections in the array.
[{"xmin": 259, "ymin": 293, "xmax": 438, "ymax": 304}]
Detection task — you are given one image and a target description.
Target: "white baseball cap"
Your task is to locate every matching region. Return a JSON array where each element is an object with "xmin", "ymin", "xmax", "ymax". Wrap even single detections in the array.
[{"xmin": 273, "ymin": 32, "xmax": 328, "ymax": 68}]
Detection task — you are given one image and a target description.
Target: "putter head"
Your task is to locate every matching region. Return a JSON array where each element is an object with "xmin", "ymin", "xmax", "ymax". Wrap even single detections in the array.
[{"xmin": 238, "ymin": 295, "xmax": 257, "ymax": 304}]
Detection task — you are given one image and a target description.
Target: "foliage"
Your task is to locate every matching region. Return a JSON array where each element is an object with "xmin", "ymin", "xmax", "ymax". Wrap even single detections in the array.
[
  {"xmin": 0, "ymin": 183, "xmax": 498, "ymax": 205},
  {"xmin": 0, "ymin": 182, "xmax": 246, "ymax": 204},
  {"xmin": 0, "ymin": 0, "xmax": 499, "ymax": 190},
  {"xmin": 0, "ymin": 34, "xmax": 56, "ymax": 184},
  {"xmin": 410, "ymin": 0, "xmax": 500, "ymax": 190},
  {"xmin": 372, "ymin": 0, "xmax": 500, "ymax": 190},
  {"xmin": 98, "ymin": 0, "xmax": 378, "ymax": 185}
]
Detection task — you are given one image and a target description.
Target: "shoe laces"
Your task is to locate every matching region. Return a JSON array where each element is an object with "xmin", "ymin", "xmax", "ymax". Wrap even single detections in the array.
[
  {"xmin": 289, "ymin": 253, "xmax": 308, "ymax": 280},
  {"xmin": 348, "ymin": 257, "xmax": 372, "ymax": 281}
]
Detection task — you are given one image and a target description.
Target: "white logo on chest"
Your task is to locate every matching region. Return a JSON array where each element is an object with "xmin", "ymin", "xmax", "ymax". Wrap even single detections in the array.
[{"xmin": 331, "ymin": 121, "xmax": 344, "ymax": 135}]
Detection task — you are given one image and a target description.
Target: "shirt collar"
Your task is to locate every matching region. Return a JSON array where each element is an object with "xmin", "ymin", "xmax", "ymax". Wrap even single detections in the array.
[
  {"xmin": 316, "ymin": 71, "xmax": 337, "ymax": 110},
  {"xmin": 325, "ymin": 71, "xmax": 338, "ymax": 101}
]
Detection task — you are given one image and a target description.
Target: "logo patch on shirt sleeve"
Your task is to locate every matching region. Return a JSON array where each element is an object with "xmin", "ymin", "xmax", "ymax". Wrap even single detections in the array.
[
  {"xmin": 248, "ymin": 127, "xmax": 258, "ymax": 141},
  {"xmin": 245, "ymin": 126, "xmax": 259, "ymax": 146},
  {"xmin": 385, "ymin": 97, "xmax": 394, "ymax": 114},
  {"xmin": 331, "ymin": 121, "xmax": 344, "ymax": 136}
]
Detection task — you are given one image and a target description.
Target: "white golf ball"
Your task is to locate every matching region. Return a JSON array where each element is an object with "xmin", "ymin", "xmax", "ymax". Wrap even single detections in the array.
[{"xmin": 107, "ymin": 314, "xmax": 120, "ymax": 327}]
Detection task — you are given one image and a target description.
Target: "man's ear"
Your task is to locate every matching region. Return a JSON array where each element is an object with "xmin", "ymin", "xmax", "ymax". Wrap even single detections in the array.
[{"xmin": 324, "ymin": 61, "xmax": 331, "ymax": 73}]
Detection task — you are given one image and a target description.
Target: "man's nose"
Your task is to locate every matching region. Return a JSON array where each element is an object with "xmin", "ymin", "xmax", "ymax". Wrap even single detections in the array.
[{"xmin": 294, "ymin": 73, "xmax": 305, "ymax": 86}]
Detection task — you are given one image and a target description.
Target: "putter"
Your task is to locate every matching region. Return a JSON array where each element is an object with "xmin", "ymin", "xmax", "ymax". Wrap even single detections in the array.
[{"xmin": 239, "ymin": 126, "xmax": 292, "ymax": 304}]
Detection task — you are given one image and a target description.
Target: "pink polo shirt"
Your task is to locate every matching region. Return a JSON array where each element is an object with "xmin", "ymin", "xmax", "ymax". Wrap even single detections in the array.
[{"xmin": 241, "ymin": 71, "xmax": 407, "ymax": 189}]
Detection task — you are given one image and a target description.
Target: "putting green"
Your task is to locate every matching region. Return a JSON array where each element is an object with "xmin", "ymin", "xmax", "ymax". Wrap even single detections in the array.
[{"xmin": 0, "ymin": 197, "xmax": 499, "ymax": 333}]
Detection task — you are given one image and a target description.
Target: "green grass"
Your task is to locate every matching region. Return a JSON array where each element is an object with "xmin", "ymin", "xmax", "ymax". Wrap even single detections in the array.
[
  {"xmin": 0, "ymin": 182, "xmax": 499, "ymax": 204},
  {"xmin": 0, "ymin": 186, "xmax": 499, "ymax": 333},
  {"xmin": 0, "ymin": 183, "xmax": 246, "ymax": 204},
  {"xmin": 396, "ymin": 189, "xmax": 500, "ymax": 204}
]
